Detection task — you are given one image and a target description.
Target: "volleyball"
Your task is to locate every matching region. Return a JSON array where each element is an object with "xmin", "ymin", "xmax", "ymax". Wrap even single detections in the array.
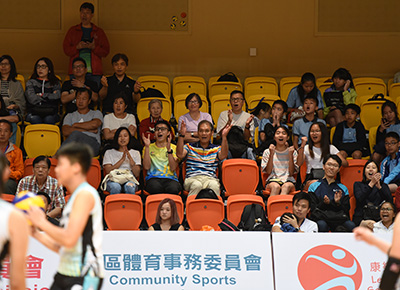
[{"xmin": 12, "ymin": 190, "xmax": 45, "ymax": 213}]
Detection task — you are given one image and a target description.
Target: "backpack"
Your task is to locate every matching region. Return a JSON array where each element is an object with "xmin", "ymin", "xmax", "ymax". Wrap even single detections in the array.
[
  {"xmin": 217, "ymin": 72, "xmax": 239, "ymax": 83},
  {"xmin": 140, "ymin": 87, "xmax": 165, "ymax": 99},
  {"xmin": 219, "ymin": 219, "xmax": 240, "ymax": 231},
  {"xmin": 238, "ymin": 203, "xmax": 271, "ymax": 231},
  {"xmin": 195, "ymin": 188, "xmax": 218, "ymax": 199},
  {"xmin": 227, "ymin": 126, "xmax": 252, "ymax": 158}
]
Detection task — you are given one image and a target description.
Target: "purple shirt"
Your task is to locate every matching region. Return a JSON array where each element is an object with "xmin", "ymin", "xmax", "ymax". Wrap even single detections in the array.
[{"xmin": 178, "ymin": 112, "xmax": 213, "ymax": 132}]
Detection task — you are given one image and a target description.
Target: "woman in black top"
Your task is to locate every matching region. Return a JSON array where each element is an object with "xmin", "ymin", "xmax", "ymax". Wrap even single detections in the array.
[
  {"xmin": 148, "ymin": 198, "xmax": 184, "ymax": 231},
  {"xmin": 353, "ymin": 160, "xmax": 392, "ymax": 226}
]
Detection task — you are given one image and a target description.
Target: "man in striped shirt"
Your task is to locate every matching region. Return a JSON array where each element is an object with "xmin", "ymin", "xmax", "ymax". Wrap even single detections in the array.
[{"xmin": 177, "ymin": 120, "xmax": 231, "ymax": 196}]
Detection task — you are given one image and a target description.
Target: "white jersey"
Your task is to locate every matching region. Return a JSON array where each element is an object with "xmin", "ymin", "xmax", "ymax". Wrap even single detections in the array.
[
  {"xmin": 0, "ymin": 199, "xmax": 13, "ymax": 272},
  {"xmin": 58, "ymin": 182, "xmax": 104, "ymax": 278}
]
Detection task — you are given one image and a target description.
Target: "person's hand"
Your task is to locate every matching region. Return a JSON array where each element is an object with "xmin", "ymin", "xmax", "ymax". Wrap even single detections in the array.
[
  {"xmin": 269, "ymin": 144, "xmax": 275, "ymax": 155},
  {"xmin": 381, "ymin": 118, "xmax": 390, "ymax": 130},
  {"xmin": 334, "ymin": 190, "xmax": 342, "ymax": 204},
  {"xmin": 323, "ymin": 195, "xmax": 330, "ymax": 204},
  {"xmin": 353, "ymin": 226, "xmax": 376, "ymax": 246},
  {"xmin": 227, "ymin": 109, "xmax": 233, "ymax": 124},
  {"xmin": 288, "ymin": 146, "xmax": 295, "ymax": 155},
  {"xmin": 179, "ymin": 120, "xmax": 187, "ymax": 136},
  {"xmin": 71, "ymin": 78, "xmax": 85, "ymax": 88},
  {"xmin": 124, "ymin": 147, "xmax": 135, "ymax": 165},
  {"xmin": 166, "ymin": 134, "xmax": 172, "ymax": 151},
  {"xmin": 282, "ymin": 215, "xmax": 299, "ymax": 228},
  {"xmin": 87, "ymin": 39, "xmax": 95, "ymax": 50},
  {"xmin": 246, "ymin": 115, "xmax": 254, "ymax": 127},
  {"xmin": 221, "ymin": 124, "xmax": 232, "ymax": 138},
  {"xmin": 76, "ymin": 41, "xmax": 87, "ymax": 50},
  {"xmin": 134, "ymin": 81, "xmax": 142, "ymax": 94},
  {"xmin": 330, "ymin": 106, "xmax": 337, "ymax": 111},
  {"xmin": 371, "ymin": 173, "xmax": 381, "ymax": 184},
  {"xmin": 142, "ymin": 133, "xmax": 151, "ymax": 147},
  {"xmin": 300, "ymin": 136, "xmax": 307, "ymax": 146},
  {"xmin": 272, "ymin": 112, "xmax": 279, "ymax": 126},
  {"xmin": 7, "ymin": 104, "xmax": 17, "ymax": 110},
  {"xmin": 26, "ymin": 206, "xmax": 47, "ymax": 228},
  {"xmin": 101, "ymin": 76, "xmax": 108, "ymax": 87},
  {"xmin": 365, "ymin": 220, "xmax": 375, "ymax": 231},
  {"xmin": 344, "ymin": 80, "xmax": 351, "ymax": 91}
]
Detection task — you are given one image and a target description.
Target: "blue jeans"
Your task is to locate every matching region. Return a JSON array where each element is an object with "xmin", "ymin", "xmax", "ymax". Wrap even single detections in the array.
[
  {"xmin": 317, "ymin": 219, "xmax": 355, "ymax": 232},
  {"xmin": 106, "ymin": 181, "xmax": 137, "ymax": 194},
  {"xmin": 26, "ymin": 113, "xmax": 60, "ymax": 124}
]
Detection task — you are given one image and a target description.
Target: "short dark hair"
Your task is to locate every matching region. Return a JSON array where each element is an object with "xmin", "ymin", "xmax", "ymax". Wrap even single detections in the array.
[
  {"xmin": 155, "ymin": 120, "xmax": 171, "ymax": 132},
  {"xmin": 111, "ymin": 53, "xmax": 129, "ymax": 66},
  {"xmin": 72, "ymin": 57, "xmax": 87, "ymax": 68},
  {"xmin": 293, "ymin": 191, "xmax": 311, "ymax": 209},
  {"xmin": 198, "ymin": 120, "xmax": 213, "ymax": 131},
  {"xmin": 75, "ymin": 87, "xmax": 92, "ymax": 100},
  {"xmin": 345, "ymin": 103, "xmax": 360, "ymax": 115},
  {"xmin": 185, "ymin": 93, "xmax": 202, "ymax": 109},
  {"xmin": 230, "ymin": 90, "xmax": 244, "ymax": 99},
  {"xmin": 113, "ymin": 92, "xmax": 128, "ymax": 107},
  {"xmin": 0, "ymin": 119, "xmax": 12, "ymax": 131},
  {"xmin": 272, "ymin": 99, "xmax": 288, "ymax": 113},
  {"xmin": 385, "ymin": 131, "xmax": 400, "ymax": 142},
  {"xmin": 323, "ymin": 154, "xmax": 342, "ymax": 168},
  {"xmin": 80, "ymin": 2, "xmax": 94, "ymax": 13},
  {"xmin": 303, "ymin": 94, "xmax": 318, "ymax": 104},
  {"xmin": 37, "ymin": 191, "xmax": 51, "ymax": 206},
  {"xmin": 33, "ymin": 155, "xmax": 51, "ymax": 169},
  {"xmin": 56, "ymin": 142, "xmax": 93, "ymax": 175}
]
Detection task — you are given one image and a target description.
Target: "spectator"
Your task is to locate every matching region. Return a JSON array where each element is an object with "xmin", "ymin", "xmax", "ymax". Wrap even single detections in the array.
[
  {"xmin": 380, "ymin": 132, "xmax": 400, "ymax": 193},
  {"xmin": 16, "ymin": 155, "xmax": 65, "ymax": 219},
  {"xmin": 61, "ymin": 57, "xmax": 99, "ymax": 114},
  {"xmin": 25, "ymin": 57, "xmax": 61, "ymax": 124},
  {"xmin": 177, "ymin": 93, "xmax": 213, "ymax": 143},
  {"xmin": 99, "ymin": 53, "xmax": 141, "ymax": 114},
  {"xmin": 139, "ymin": 99, "xmax": 171, "ymax": 142},
  {"xmin": 0, "ymin": 92, "xmax": 19, "ymax": 145},
  {"xmin": 353, "ymin": 160, "xmax": 392, "ymax": 226},
  {"xmin": 332, "ymin": 103, "xmax": 370, "ymax": 159},
  {"xmin": 103, "ymin": 127, "xmax": 141, "ymax": 194},
  {"xmin": 63, "ymin": 2, "xmax": 109, "ymax": 86},
  {"xmin": 373, "ymin": 100, "xmax": 400, "ymax": 163},
  {"xmin": 36, "ymin": 191, "xmax": 60, "ymax": 226},
  {"xmin": 308, "ymin": 154, "xmax": 355, "ymax": 232},
  {"xmin": 142, "ymin": 120, "xmax": 181, "ymax": 194},
  {"xmin": 248, "ymin": 100, "xmax": 271, "ymax": 129},
  {"xmin": 323, "ymin": 68, "xmax": 357, "ymax": 127},
  {"xmin": 292, "ymin": 94, "xmax": 325, "ymax": 149},
  {"xmin": 148, "ymin": 198, "xmax": 184, "ymax": 231},
  {"xmin": 62, "ymin": 88, "xmax": 103, "ymax": 156},
  {"xmin": 176, "ymin": 120, "xmax": 231, "ymax": 196},
  {"xmin": 261, "ymin": 126, "xmax": 298, "ymax": 195},
  {"xmin": 272, "ymin": 192, "xmax": 318, "ymax": 233},
  {"xmin": 287, "ymin": 72, "xmax": 324, "ymax": 120},
  {"xmin": 0, "ymin": 120, "xmax": 23, "ymax": 194},
  {"xmin": 360, "ymin": 201, "xmax": 396, "ymax": 233}
]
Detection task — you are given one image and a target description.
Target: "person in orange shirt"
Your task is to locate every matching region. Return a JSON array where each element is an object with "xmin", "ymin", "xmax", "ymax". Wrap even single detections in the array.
[{"xmin": 0, "ymin": 120, "xmax": 23, "ymax": 194}]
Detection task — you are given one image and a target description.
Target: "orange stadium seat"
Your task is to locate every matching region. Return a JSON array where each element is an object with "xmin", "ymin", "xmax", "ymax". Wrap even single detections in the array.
[
  {"xmin": 226, "ymin": 194, "xmax": 265, "ymax": 226},
  {"xmin": 173, "ymin": 76, "xmax": 207, "ymax": 98},
  {"xmin": 266, "ymin": 195, "xmax": 293, "ymax": 224},
  {"xmin": 87, "ymin": 159, "xmax": 102, "ymax": 190},
  {"xmin": 145, "ymin": 194, "xmax": 184, "ymax": 226},
  {"xmin": 186, "ymin": 195, "xmax": 224, "ymax": 230},
  {"xmin": 339, "ymin": 159, "xmax": 367, "ymax": 197},
  {"xmin": 222, "ymin": 159, "xmax": 259, "ymax": 196},
  {"xmin": 23, "ymin": 157, "xmax": 58, "ymax": 178},
  {"xmin": 104, "ymin": 194, "xmax": 143, "ymax": 230},
  {"xmin": 1, "ymin": 193, "xmax": 15, "ymax": 202},
  {"xmin": 244, "ymin": 76, "xmax": 278, "ymax": 98}
]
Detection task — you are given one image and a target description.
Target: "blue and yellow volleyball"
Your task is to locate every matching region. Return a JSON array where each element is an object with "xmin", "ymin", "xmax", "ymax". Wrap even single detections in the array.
[{"xmin": 12, "ymin": 190, "xmax": 45, "ymax": 212}]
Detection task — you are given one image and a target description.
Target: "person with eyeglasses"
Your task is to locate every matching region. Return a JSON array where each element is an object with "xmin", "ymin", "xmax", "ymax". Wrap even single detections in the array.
[
  {"xmin": 380, "ymin": 131, "xmax": 400, "ymax": 194},
  {"xmin": 61, "ymin": 57, "xmax": 99, "ymax": 114},
  {"xmin": 25, "ymin": 57, "xmax": 61, "ymax": 124},
  {"xmin": 177, "ymin": 93, "xmax": 213, "ymax": 143},
  {"xmin": 142, "ymin": 120, "xmax": 181, "ymax": 195},
  {"xmin": 359, "ymin": 202, "xmax": 396, "ymax": 233},
  {"xmin": 308, "ymin": 154, "xmax": 355, "ymax": 232}
]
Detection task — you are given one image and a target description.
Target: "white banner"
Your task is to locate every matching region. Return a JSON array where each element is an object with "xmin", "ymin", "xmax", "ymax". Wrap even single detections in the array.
[{"xmin": 272, "ymin": 232, "xmax": 393, "ymax": 290}]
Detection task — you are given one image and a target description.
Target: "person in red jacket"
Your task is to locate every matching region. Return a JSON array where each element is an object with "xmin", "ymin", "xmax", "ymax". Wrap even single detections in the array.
[{"xmin": 63, "ymin": 2, "xmax": 109, "ymax": 86}]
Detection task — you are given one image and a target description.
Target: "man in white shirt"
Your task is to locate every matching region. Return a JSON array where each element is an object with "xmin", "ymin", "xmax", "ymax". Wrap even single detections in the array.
[{"xmin": 272, "ymin": 192, "xmax": 318, "ymax": 233}]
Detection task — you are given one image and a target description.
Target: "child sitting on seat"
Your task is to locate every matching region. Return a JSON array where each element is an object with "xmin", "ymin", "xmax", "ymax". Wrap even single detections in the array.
[{"xmin": 380, "ymin": 131, "xmax": 400, "ymax": 193}]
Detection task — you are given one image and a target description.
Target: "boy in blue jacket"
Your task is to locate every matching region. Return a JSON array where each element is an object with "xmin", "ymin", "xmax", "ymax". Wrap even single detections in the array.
[{"xmin": 381, "ymin": 131, "xmax": 400, "ymax": 193}]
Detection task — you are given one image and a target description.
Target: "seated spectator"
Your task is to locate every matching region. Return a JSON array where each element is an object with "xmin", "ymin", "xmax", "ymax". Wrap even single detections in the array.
[
  {"xmin": 380, "ymin": 132, "xmax": 400, "ymax": 193},
  {"xmin": 323, "ymin": 68, "xmax": 357, "ymax": 127},
  {"xmin": 287, "ymin": 72, "xmax": 324, "ymax": 120},
  {"xmin": 360, "ymin": 201, "xmax": 396, "ymax": 233},
  {"xmin": 148, "ymin": 198, "xmax": 184, "ymax": 231},
  {"xmin": 272, "ymin": 192, "xmax": 318, "ymax": 233},
  {"xmin": 61, "ymin": 57, "xmax": 99, "ymax": 114},
  {"xmin": 292, "ymin": 94, "xmax": 325, "ymax": 149},
  {"xmin": 248, "ymin": 100, "xmax": 271, "ymax": 129},
  {"xmin": 261, "ymin": 126, "xmax": 298, "ymax": 195},
  {"xmin": 176, "ymin": 120, "xmax": 230, "ymax": 196},
  {"xmin": 0, "ymin": 93, "xmax": 19, "ymax": 145},
  {"xmin": 298, "ymin": 122, "xmax": 347, "ymax": 190},
  {"xmin": 62, "ymin": 88, "xmax": 103, "ymax": 156},
  {"xmin": 99, "ymin": 53, "xmax": 141, "ymax": 114},
  {"xmin": 332, "ymin": 104, "xmax": 370, "ymax": 159},
  {"xmin": 308, "ymin": 154, "xmax": 355, "ymax": 232},
  {"xmin": 25, "ymin": 57, "xmax": 61, "ymax": 124},
  {"xmin": 353, "ymin": 160, "xmax": 392, "ymax": 226},
  {"xmin": 177, "ymin": 93, "xmax": 213, "ymax": 143},
  {"xmin": 142, "ymin": 120, "xmax": 181, "ymax": 194},
  {"xmin": 103, "ymin": 127, "xmax": 141, "ymax": 194},
  {"xmin": 17, "ymin": 155, "xmax": 65, "ymax": 219},
  {"xmin": 373, "ymin": 101, "xmax": 400, "ymax": 163},
  {"xmin": 139, "ymin": 99, "xmax": 171, "ymax": 142},
  {"xmin": 0, "ymin": 120, "xmax": 23, "ymax": 194},
  {"xmin": 0, "ymin": 55, "xmax": 26, "ymax": 116},
  {"xmin": 36, "ymin": 191, "xmax": 60, "ymax": 226}
]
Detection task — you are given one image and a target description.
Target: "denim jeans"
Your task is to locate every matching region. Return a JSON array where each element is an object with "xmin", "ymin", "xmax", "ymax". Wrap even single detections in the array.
[
  {"xmin": 106, "ymin": 181, "xmax": 137, "ymax": 194},
  {"xmin": 317, "ymin": 219, "xmax": 355, "ymax": 232},
  {"xmin": 26, "ymin": 113, "xmax": 60, "ymax": 124}
]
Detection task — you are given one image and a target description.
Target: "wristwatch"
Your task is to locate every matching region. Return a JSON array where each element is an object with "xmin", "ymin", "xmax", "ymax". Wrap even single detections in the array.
[
  {"xmin": 191, "ymin": 132, "xmax": 194, "ymax": 137},
  {"xmin": 179, "ymin": 134, "xmax": 185, "ymax": 138},
  {"xmin": 167, "ymin": 149, "xmax": 173, "ymax": 154},
  {"xmin": 295, "ymin": 227, "xmax": 300, "ymax": 232}
]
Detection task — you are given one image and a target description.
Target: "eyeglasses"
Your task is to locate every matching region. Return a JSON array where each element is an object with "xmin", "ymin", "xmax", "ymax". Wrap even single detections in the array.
[
  {"xmin": 325, "ymin": 162, "xmax": 339, "ymax": 168},
  {"xmin": 385, "ymin": 141, "xmax": 398, "ymax": 146},
  {"xmin": 155, "ymin": 127, "xmax": 168, "ymax": 132},
  {"xmin": 310, "ymin": 130, "xmax": 321, "ymax": 134},
  {"xmin": 0, "ymin": 62, "xmax": 10, "ymax": 67},
  {"xmin": 189, "ymin": 100, "xmax": 199, "ymax": 104},
  {"xmin": 73, "ymin": 64, "xmax": 85, "ymax": 69},
  {"xmin": 381, "ymin": 207, "xmax": 394, "ymax": 212},
  {"xmin": 36, "ymin": 64, "xmax": 48, "ymax": 69},
  {"xmin": 231, "ymin": 98, "xmax": 244, "ymax": 102}
]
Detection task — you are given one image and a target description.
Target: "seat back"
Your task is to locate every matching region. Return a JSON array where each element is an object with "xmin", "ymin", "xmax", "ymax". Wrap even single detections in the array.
[
  {"xmin": 173, "ymin": 76, "xmax": 207, "ymax": 97},
  {"xmin": 266, "ymin": 195, "xmax": 293, "ymax": 224},
  {"xmin": 330, "ymin": 126, "xmax": 336, "ymax": 143},
  {"xmin": 279, "ymin": 77, "xmax": 301, "ymax": 101},
  {"xmin": 389, "ymin": 83, "xmax": 400, "ymax": 99},
  {"xmin": 226, "ymin": 194, "xmax": 265, "ymax": 226},
  {"xmin": 136, "ymin": 97, "xmax": 172, "ymax": 122},
  {"xmin": 16, "ymin": 74, "xmax": 25, "ymax": 90},
  {"xmin": 368, "ymin": 126, "xmax": 378, "ymax": 154},
  {"xmin": 15, "ymin": 125, "xmax": 21, "ymax": 148},
  {"xmin": 360, "ymin": 101, "xmax": 385, "ymax": 130},
  {"xmin": 104, "ymin": 194, "xmax": 143, "ymax": 230},
  {"xmin": 354, "ymin": 77, "xmax": 386, "ymax": 96},
  {"xmin": 209, "ymin": 82, "xmax": 242, "ymax": 101},
  {"xmin": 23, "ymin": 157, "xmax": 58, "ymax": 178},
  {"xmin": 244, "ymin": 77, "xmax": 278, "ymax": 98},
  {"xmin": 87, "ymin": 159, "xmax": 102, "ymax": 190},
  {"xmin": 316, "ymin": 77, "xmax": 333, "ymax": 94},
  {"xmin": 137, "ymin": 75, "xmax": 171, "ymax": 98},
  {"xmin": 1, "ymin": 193, "xmax": 15, "ymax": 202},
  {"xmin": 339, "ymin": 159, "xmax": 367, "ymax": 197},
  {"xmin": 222, "ymin": 159, "xmax": 259, "ymax": 196},
  {"xmin": 246, "ymin": 94, "xmax": 280, "ymax": 111},
  {"xmin": 186, "ymin": 195, "xmax": 224, "ymax": 230},
  {"xmin": 24, "ymin": 124, "xmax": 61, "ymax": 158},
  {"xmin": 174, "ymin": 94, "xmax": 209, "ymax": 121},
  {"xmin": 145, "ymin": 194, "xmax": 184, "ymax": 226}
]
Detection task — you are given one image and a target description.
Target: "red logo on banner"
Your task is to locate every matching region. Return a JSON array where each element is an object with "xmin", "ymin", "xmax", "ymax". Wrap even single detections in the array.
[
  {"xmin": 298, "ymin": 245, "xmax": 362, "ymax": 290},
  {"xmin": 0, "ymin": 255, "xmax": 44, "ymax": 279}
]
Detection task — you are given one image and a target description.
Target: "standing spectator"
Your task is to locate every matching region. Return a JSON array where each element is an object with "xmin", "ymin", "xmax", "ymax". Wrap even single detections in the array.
[
  {"xmin": 99, "ymin": 53, "xmax": 141, "ymax": 114},
  {"xmin": 62, "ymin": 88, "xmax": 103, "ymax": 156},
  {"xmin": 63, "ymin": 2, "xmax": 109, "ymax": 86},
  {"xmin": 25, "ymin": 57, "xmax": 61, "ymax": 124},
  {"xmin": 61, "ymin": 57, "xmax": 99, "ymax": 114},
  {"xmin": 16, "ymin": 155, "xmax": 65, "ymax": 219}
]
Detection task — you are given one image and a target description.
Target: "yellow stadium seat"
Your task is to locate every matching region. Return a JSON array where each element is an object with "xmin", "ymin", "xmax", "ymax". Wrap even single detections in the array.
[
  {"xmin": 279, "ymin": 77, "xmax": 301, "ymax": 101},
  {"xmin": 360, "ymin": 101, "xmax": 385, "ymax": 131},
  {"xmin": 174, "ymin": 94, "xmax": 209, "ymax": 121},
  {"xmin": 353, "ymin": 77, "xmax": 386, "ymax": 97},
  {"xmin": 244, "ymin": 77, "xmax": 278, "ymax": 99},
  {"xmin": 137, "ymin": 75, "xmax": 171, "ymax": 98},
  {"xmin": 208, "ymin": 76, "xmax": 220, "ymax": 91},
  {"xmin": 24, "ymin": 124, "xmax": 61, "ymax": 158},
  {"xmin": 390, "ymin": 83, "xmax": 400, "ymax": 100},
  {"xmin": 172, "ymin": 76, "xmax": 207, "ymax": 98},
  {"xmin": 330, "ymin": 126, "xmax": 335, "ymax": 143},
  {"xmin": 388, "ymin": 78, "xmax": 394, "ymax": 95},
  {"xmin": 368, "ymin": 126, "xmax": 378, "ymax": 154},
  {"xmin": 246, "ymin": 94, "xmax": 280, "ymax": 111},
  {"xmin": 15, "ymin": 74, "xmax": 25, "ymax": 90},
  {"xmin": 254, "ymin": 127, "xmax": 259, "ymax": 148},
  {"xmin": 210, "ymin": 94, "xmax": 245, "ymax": 124},
  {"xmin": 317, "ymin": 77, "xmax": 333, "ymax": 93},
  {"xmin": 15, "ymin": 125, "xmax": 21, "ymax": 148},
  {"xmin": 209, "ymin": 81, "xmax": 242, "ymax": 101},
  {"xmin": 136, "ymin": 97, "xmax": 172, "ymax": 122}
]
